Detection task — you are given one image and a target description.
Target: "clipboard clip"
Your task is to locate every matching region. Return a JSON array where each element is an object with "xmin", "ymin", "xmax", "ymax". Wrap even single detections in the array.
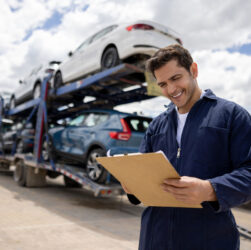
[
  {"xmin": 107, "ymin": 149, "xmax": 111, "ymax": 157},
  {"xmin": 107, "ymin": 149, "xmax": 128, "ymax": 157}
]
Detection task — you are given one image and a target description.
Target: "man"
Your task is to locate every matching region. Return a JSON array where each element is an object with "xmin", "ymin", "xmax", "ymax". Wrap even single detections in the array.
[{"xmin": 123, "ymin": 44, "xmax": 251, "ymax": 250}]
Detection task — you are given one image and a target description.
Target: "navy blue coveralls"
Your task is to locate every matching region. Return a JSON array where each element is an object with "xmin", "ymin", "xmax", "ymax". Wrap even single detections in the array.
[{"xmin": 128, "ymin": 90, "xmax": 251, "ymax": 250}]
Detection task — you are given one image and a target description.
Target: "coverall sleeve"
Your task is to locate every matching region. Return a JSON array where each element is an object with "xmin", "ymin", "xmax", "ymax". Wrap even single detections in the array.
[
  {"xmin": 127, "ymin": 124, "xmax": 154, "ymax": 205},
  {"xmin": 209, "ymin": 106, "xmax": 251, "ymax": 212}
]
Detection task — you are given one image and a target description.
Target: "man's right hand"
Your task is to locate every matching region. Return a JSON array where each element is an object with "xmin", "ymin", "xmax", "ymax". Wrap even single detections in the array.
[{"xmin": 121, "ymin": 182, "xmax": 131, "ymax": 194}]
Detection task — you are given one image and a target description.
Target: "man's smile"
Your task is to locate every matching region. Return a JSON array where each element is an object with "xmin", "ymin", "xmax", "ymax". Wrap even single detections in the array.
[{"xmin": 171, "ymin": 90, "xmax": 184, "ymax": 98}]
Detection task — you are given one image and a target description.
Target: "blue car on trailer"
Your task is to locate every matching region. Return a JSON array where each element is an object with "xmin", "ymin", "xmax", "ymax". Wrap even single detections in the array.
[{"xmin": 42, "ymin": 109, "xmax": 152, "ymax": 183}]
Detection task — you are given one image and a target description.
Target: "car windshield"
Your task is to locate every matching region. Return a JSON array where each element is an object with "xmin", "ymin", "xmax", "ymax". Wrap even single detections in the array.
[{"xmin": 125, "ymin": 117, "xmax": 152, "ymax": 132}]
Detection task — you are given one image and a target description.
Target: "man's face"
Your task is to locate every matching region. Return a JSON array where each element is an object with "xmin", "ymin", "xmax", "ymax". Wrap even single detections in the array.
[{"xmin": 154, "ymin": 60, "xmax": 200, "ymax": 114}]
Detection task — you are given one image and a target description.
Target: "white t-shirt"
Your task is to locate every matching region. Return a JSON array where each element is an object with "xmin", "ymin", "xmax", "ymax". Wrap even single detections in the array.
[
  {"xmin": 176, "ymin": 112, "xmax": 188, "ymax": 146},
  {"xmin": 176, "ymin": 90, "xmax": 205, "ymax": 146}
]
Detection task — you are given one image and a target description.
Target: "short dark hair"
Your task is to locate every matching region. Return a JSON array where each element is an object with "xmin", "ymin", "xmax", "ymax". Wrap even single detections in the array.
[{"xmin": 146, "ymin": 44, "xmax": 193, "ymax": 77}]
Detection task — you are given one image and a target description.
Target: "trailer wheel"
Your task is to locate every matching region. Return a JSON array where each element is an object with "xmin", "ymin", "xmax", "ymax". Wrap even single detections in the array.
[
  {"xmin": 47, "ymin": 170, "xmax": 60, "ymax": 179},
  {"xmin": 14, "ymin": 160, "xmax": 27, "ymax": 186},
  {"xmin": 64, "ymin": 175, "xmax": 82, "ymax": 188},
  {"xmin": 86, "ymin": 148, "xmax": 108, "ymax": 184},
  {"xmin": 101, "ymin": 47, "xmax": 120, "ymax": 70}
]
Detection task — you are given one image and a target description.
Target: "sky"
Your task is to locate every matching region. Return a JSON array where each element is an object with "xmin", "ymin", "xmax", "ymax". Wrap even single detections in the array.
[{"xmin": 0, "ymin": 0, "xmax": 251, "ymax": 117}]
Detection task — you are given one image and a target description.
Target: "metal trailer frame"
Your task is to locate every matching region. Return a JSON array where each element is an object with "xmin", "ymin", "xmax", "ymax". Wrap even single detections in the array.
[{"xmin": 0, "ymin": 63, "xmax": 155, "ymax": 197}]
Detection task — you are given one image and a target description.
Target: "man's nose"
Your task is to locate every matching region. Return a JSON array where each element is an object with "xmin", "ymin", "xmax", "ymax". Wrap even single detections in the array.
[{"xmin": 168, "ymin": 83, "xmax": 177, "ymax": 96}]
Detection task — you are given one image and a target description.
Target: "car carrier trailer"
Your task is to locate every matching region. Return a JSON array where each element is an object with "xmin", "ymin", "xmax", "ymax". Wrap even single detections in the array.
[{"xmin": 0, "ymin": 63, "xmax": 154, "ymax": 197}]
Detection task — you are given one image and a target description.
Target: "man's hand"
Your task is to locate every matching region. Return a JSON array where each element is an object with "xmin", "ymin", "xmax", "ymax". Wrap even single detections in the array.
[
  {"xmin": 162, "ymin": 176, "xmax": 217, "ymax": 204},
  {"xmin": 121, "ymin": 182, "xmax": 132, "ymax": 194}
]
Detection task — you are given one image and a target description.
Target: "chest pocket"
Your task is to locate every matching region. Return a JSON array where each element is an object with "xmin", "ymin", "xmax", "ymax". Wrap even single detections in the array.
[{"xmin": 194, "ymin": 126, "xmax": 230, "ymax": 167}]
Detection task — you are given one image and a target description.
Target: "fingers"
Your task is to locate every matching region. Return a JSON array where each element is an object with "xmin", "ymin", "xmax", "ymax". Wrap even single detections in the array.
[
  {"xmin": 162, "ymin": 183, "xmax": 189, "ymax": 195},
  {"xmin": 162, "ymin": 176, "xmax": 211, "ymax": 204},
  {"xmin": 163, "ymin": 176, "xmax": 196, "ymax": 187},
  {"xmin": 162, "ymin": 184, "xmax": 199, "ymax": 204}
]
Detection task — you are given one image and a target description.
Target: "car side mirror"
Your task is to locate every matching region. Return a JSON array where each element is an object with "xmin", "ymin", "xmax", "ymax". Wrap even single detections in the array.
[{"xmin": 68, "ymin": 51, "xmax": 73, "ymax": 57}]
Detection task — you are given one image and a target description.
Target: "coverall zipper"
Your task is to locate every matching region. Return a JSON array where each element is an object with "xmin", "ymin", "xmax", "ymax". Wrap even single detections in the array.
[{"xmin": 177, "ymin": 147, "xmax": 181, "ymax": 158}]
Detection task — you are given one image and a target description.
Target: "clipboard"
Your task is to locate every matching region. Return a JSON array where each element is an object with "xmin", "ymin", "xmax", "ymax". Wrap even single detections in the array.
[{"xmin": 97, "ymin": 151, "xmax": 202, "ymax": 208}]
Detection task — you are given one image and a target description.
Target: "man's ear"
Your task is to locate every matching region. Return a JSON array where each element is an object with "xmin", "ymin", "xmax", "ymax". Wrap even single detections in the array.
[{"xmin": 190, "ymin": 62, "xmax": 198, "ymax": 78}]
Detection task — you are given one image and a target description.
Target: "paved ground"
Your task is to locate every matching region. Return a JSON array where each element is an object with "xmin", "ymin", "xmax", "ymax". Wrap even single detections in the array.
[{"xmin": 0, "ymin": 170, "xmax": 250, "ymax": 250}]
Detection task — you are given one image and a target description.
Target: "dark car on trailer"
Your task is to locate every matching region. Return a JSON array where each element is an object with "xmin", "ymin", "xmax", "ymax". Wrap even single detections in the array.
[{"xmin": 0, "ymin": 119, "xmax": 35, "ymax": 155}]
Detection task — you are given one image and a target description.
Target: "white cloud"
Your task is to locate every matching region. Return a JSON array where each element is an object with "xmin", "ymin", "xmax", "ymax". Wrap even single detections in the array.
[
  {"xmin": 194, "ymin": 50, "xmax": 251, "ymax": 110},
  {"xmin": 150, "ymin": 0, "xmax": 251, "ymax": 51}
]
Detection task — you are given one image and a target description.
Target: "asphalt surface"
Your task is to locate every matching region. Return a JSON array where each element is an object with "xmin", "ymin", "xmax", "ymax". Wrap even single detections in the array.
[{"xmin": 0, "ymin": 170, "xmax": 250, "ymax": 250}]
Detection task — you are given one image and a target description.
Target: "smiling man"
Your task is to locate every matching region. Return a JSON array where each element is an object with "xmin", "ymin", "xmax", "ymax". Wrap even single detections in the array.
[{"xmin": 123, "ymin": 44, "xmax": 251, "ymax": 250}]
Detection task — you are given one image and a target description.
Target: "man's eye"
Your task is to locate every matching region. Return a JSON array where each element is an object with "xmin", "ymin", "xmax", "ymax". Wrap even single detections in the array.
[
  {"xmin": 159, "ymin": 83, "xmax": 166, "ymax": 88},
  {"xmin": 173, "ymin": 76, "xmax": 181, "ymax": 81}
]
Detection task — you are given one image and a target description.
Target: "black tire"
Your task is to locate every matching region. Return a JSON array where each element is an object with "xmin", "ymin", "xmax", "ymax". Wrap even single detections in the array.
[
  {"xmin": 9, "ymin": 96, "xmax": 15, "ymax": 109},
  {"xmin": 16, "ymin": 140, "xmax": 23, "ymax": 154},
  {"xmin": 14, "ymin": 160, "xmax": 27, "ymax": 186},
  {"xmin": 47, "ymin": 170, "xmax": 61, "ymax": 179},
  {"xmin": 54, "ymin": 71, "xmax": 63, "ymax": 89},
  {"xmin": 101, "ymin": 47, "xmax": 120, "ymax": 70},
  {"xmin": 64, "ymin": 175, "xmax": 82, "ymax": 188},
  {"xmin": 86, "ymin": 148, "xmax": 108, "ymax": 183},
  {"xmin": 33, "ymin": 83, "xmax": 41, "ymax": 99}
]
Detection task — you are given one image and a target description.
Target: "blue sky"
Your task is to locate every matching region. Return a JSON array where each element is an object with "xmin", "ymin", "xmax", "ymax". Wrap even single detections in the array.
[
  {"xmin": 22, "ymin": 10, "xmax": 63, "ymax": 41},
  {"xmin": 228, "ymin": 43, "xmax": 251, "ymax": 55},
  {"xmin": 0, "ymin": 0, "xmax": 250, "ymax": 115}
]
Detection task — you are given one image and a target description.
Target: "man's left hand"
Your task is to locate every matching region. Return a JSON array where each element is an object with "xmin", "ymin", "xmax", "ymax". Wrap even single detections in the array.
[{"xmin": 162, "ymin": 176, "xmax": 217, "ymax": 204}]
